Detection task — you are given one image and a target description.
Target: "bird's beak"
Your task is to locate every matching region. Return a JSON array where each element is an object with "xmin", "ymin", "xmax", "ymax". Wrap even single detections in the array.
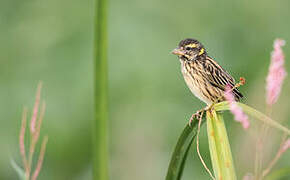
[{"xmin": 171, "ymin": 48, "xmax": 184, "ymax": 56}]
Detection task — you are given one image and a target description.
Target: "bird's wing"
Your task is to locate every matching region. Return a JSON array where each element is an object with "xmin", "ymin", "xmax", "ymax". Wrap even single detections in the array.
[{"xmin": 200, "ymin": 56, "xmax": 243, "ymax": 100}]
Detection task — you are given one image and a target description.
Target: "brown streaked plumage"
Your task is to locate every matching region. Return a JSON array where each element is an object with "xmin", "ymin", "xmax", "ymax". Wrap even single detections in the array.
[{"xmin": 172, "ymin": 38, "xmax": 243, "ymax": 105}]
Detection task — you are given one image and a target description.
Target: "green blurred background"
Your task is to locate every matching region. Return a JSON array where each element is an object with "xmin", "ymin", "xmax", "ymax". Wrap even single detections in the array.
[{"xmin": 1, "ymin": 0, "xmax": 290, "ymax": 179}]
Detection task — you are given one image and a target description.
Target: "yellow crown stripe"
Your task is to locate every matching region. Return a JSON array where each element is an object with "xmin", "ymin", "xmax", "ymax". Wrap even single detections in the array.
[
  {"xmin": 199, "ymin": 48, "xmax": 204, "ymax": 55},
  {"xmin": 186, "ymin": 43, "xmax": 197, "ymax": 48}
]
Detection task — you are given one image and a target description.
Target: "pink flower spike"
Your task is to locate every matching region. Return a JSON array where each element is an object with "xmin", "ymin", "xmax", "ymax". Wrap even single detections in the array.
[
  {"xmin": 224, "ymin": 85, "xmax": 250, "ymax": 129},
  {"xmin": 266, "ymin": 39, "xmax": 287, "ymax": 106},
  {"xmin": 30, "ymin": 82, "xmax": 42, "ymax": 134},
  {"xmin": 20, "ymin": 107, "xmax": 28, "ymax": 168},
  {"xmin": 33, "ymin": 102, "xmax": 46, "ymax": 142},
  {"xmin": 32, "ymin": 136, "xmax": 48, "ymax": 180}
]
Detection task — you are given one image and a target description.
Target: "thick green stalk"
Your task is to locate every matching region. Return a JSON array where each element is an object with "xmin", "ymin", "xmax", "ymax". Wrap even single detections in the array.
[
  {"xmin": 207, "ymin": 110, "xmax": 237, "ymax": 180},
  {"xmin": 166, "ymin": 117, "xmax": 205, "ymax": 180},
  {"xmin": 92, "ymin": 0, "xmax": 108, "ymax": 178}
]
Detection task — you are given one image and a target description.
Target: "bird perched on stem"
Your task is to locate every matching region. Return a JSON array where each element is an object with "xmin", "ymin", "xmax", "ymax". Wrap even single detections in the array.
[{"xmin": 172, "ymin": 38, "xmax": 243, "ymax": 108}]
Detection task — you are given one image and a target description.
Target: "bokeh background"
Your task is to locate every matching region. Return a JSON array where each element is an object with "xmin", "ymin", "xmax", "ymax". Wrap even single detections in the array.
[{"xmin": 1, "ymin": 0, "xmax": 290, "ymax": 179}]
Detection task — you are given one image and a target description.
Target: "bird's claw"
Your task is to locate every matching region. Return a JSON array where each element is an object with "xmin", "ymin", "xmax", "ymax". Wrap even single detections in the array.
[{"xmin": 188, "ymin": 110, "xmax": 204, "ymax": 127}]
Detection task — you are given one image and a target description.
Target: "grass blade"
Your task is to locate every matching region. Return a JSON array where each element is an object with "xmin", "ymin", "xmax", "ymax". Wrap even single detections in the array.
[
  {"xmin": 166, "ymin": 116, "xmax": 205, "ymax": 180},
  {"xmin": 214, "ymin": 102, "xmax": 290, "ymax": 135},
  {"xmin": 92, "ymin": 0, "xmax": 108, "ymax": 178}
]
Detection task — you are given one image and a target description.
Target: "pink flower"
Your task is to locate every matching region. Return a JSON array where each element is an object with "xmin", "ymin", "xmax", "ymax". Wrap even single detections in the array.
[
  {"xmin": 32, "ymin": 136, "xmax": 48, "ymax": 180},
  {"xmin": 19, "ymin": 107, "xmax": 28, "ymax": 174},
  {"xmin": 224, "ymin": 85, "xmax": 250, "ymax": 129},
  {"xmin": 30, "ymin": 82, "xmax": 42, "ymax": 134},
  {"xmin": 266, "ymin": 39, "xmax": 287, "ymax": 106},
  {"xmin": 16, "ymin": 82, "xmax": 48, "ymax": 180}
]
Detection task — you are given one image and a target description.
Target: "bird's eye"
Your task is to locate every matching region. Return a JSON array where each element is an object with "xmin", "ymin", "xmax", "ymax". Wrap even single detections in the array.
[{"xmin": 185, "ymin": 47, "xmax": 191, "ymax": 51}]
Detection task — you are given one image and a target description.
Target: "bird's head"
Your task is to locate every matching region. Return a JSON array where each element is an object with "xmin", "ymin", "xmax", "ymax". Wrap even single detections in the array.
[{"xmin": 172, "ymin": 38, "xmax": 207, "ymax": 61}]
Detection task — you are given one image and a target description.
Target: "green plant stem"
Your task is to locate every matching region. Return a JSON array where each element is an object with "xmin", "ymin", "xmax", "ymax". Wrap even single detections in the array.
[
  {"xmin": 214, "ymin": 102, "xmax": 290, "ymax": 135},
  {"xmin": 207, "ymin": 110, "xmax": 237, "ymax": 180},
  {"xmin": 166, "ymin": 117, "xmax": 205, "ymax": 180},
  {"xmin": 93, "ymin": 0, "xmax": 108, "ymax": 178}
]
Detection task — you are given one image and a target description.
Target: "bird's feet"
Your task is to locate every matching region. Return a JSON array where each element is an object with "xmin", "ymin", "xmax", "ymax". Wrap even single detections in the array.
[
  {"xmin": 189, "ymin": 109, "xmax": 205, "ymax": 126},
  {"xmin": 189, "ymin": 103, "xmax": 217, "ymax": 126},
  {"xmin": 206, "ymin": 103, "xmax": 215, "ymax": 113}
]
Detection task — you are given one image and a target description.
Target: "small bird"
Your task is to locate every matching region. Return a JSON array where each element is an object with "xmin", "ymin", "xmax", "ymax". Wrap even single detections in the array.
[{"xmin": 172, "ymin": 38, "xmax": 243, "ymax": 106}]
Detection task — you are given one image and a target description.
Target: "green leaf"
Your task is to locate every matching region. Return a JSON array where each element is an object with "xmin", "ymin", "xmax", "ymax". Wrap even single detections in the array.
[
  {"xmin": 214, "ymin": 102, "xmax": 290, "ymax": 135},
  {"xmin": 93, "ymin": 0, "xmax": 109, "ymax": 179},
  {"xmin": 10, "ymin": 159, "xmax": 26, "ymax": 180},
  {"xmin": 206, "ymin": 111, "xmax": 222, "ymax": 178},
  {"xmin": 206, "ymin": 110, "xmax": 237, "ymax": 180},
  {"xmin": 166, "ymin": 116, "xmax": 205, "ymax": 180}
]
